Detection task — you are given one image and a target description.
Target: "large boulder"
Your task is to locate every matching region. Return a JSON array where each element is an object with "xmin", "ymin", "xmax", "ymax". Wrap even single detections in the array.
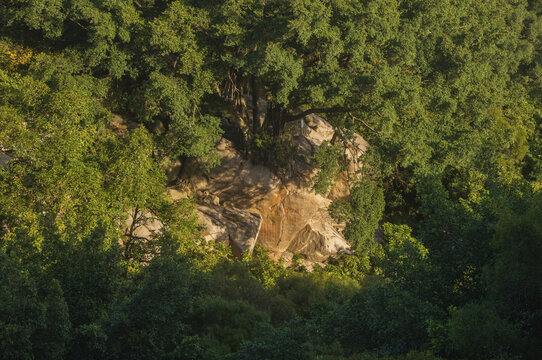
[
  {"xmin": 122, "ymin": 203, "xmax": 261, "ymax": 258},
  {"xmin": 181, "ymin": 116, "xmax": 367, "ymax": 266},
  {"xmin": 197, "ymin": 204, "xmax": 261, "ymax": 256},
  {"xmin": 286, "ymin": 219, "xmax": 351, "ymax": 263}
]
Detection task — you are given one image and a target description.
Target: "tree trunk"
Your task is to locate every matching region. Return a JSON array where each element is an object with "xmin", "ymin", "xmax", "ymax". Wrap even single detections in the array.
[
  {"xmin": 251, "ymin": 75, "xmax": 260, "ymax": 132},
  {"xmin": 264, "ymin": 101, "xmax": 289, "ymax": 138}
]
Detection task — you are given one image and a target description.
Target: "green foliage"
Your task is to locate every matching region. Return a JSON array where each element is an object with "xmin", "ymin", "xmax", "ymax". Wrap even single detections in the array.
[
  {"xmin": 251, "ymin": 130, "xmax": 297, "ymax": 170},
  {"xmin": 315, "ymin": 352, "xmax": 443, "ymax": 360},
  {"xmin": 447, "ymin": 303, "xmax": 518, "ymax": 360},
  {"xmin": 2, "ymin": 0, "xmax": 541, "ymax": 178},
  {"xmin": 415, "ymin": 174, "xmax": 493, "ymax": 305},
  {"xmin": 485, "ymin": 192, "xmax": 542, "ymax": 314},
  {"xmin": 482, "ymin": 189, "xmax": 542, "ymax": 358},
  {"xmin": 275, "ymin": 272, "xmax": 359, "ymax": 318},
  {"xmin": 374, "ymin": 223, "xmax": 431, "ymax": 295},
  {"xmin": 323, "ymin": 253, "xmax": 374, "ymax": 281},
  {"xmin": 241, "ymin": 245, "xmax": 287, "ymax": 288},
  {"xmin": 229, "ymin": 325, "xmax": 309, "ymax": 360},
  {"xmin": 311, "ymin": 141, "xmax": 345, "ymax": 195},
  {"xmin": 0, "ymin": 67, "xmax": 199, "ymax": 265},
  {"xmin": 0, "ymin": 251, "xmax": 70, "ymax": 360},
  {"xmin": 318, "ymin": 281, "xmax": 442, "ymax": 356},
  {"xmin": 522, "ymin": 113, "xmax": 542, "ymax": 180},
  {"xmin": 380, "ymin": 224, "xmax": 428, "ymax": 263},
  {"xmin": 193, "ymin": 297, "xmax": 269, "ymax": 357},
  {"xmin": 44, "ymin": 228, "xmax": 123, "ymax": 330},
  {"xmin": 107, "ymin": 255, "xmax": 204, "ymax": 360},
  {"xmin": 1, "ymin": 1, "xmax": 542, "ymax": 359},
  {"xmin": 330, "ymin": 176, "xmax": 385, "ymax": 252}
]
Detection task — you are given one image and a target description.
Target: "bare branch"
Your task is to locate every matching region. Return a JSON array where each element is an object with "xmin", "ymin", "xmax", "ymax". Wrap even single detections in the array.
[
  {"xmin": 348, "ymin": 112, "xmax": 380, "ymax": 136},
  {"xmin": 286, "ymin": 106, "xmax": 346, "ymax": 122}
]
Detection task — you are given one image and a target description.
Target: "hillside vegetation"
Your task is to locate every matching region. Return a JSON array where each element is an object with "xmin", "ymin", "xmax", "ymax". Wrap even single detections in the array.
[{"xmin": 1, "ymin": 1, "xmax": 541, "ymax": 359}]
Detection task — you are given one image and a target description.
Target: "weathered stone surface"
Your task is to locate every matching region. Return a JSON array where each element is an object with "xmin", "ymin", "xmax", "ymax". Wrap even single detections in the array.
[
  {"xmin": 109, "ymin": 114, "xmax": 139, "ymax": 135},
  {"xmin": 163, "ymin": 157, "xmax": 183, "ymax": 184},
  {"xmin": 196, "ymin": 204, "xmax": 261, "ymax": 257},
  {"xmin": 286, "ymin": 219, "xmax": 351, "ymax": 262},
  {"xmin": 344, "ymin": 132, "xmax": 368, "ymax": 174},
  {"xmin": 279, "ymin": 251, "xmax": 325, "ymax": 272},
  {"xmin": 181, "ymin": 116, "xmax": 368, "ymax": 266},
  {"xmin": 181, "ymin": 139, "xmax": 281, "ymax": 208},
  {"xmin": 124, "ymin": 209, "xmax": 163, "ymax": 241},
  {"xmin": 167, "ymin": 188, "xmax": 189, "ymax": 200},
  {"xmin": 122, "ymin": 203, "xmax": 261, "ymax": 258}
]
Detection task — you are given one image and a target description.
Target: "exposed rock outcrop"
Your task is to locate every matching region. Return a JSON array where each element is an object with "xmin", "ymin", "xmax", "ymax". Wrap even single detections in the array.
[
  {"xmin": 180, "ymin": 116, "xmax": 367, "ymax": 266},
  {"xmin": 124, "ymin": 199, "xmax": 261, "ymax": 258},
  {"xmin": 124, "ymin": 209, "xmax": 163, "ymax": 242},
  {"xmin": 164, "ymin": 157, "xmax": 183, "ymax": 184},
  {"xmin": 197, "ymin": 204, "xmax": 261, "ymax": 256},
  {"xmin": 286, "ymin": 220, "xmax": 351, "ymax": 263}
]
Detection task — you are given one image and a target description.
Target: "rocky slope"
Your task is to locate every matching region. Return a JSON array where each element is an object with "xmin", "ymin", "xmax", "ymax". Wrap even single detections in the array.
[
  {"xmin": 175, "ymin": 115, "xmax": 367, "ymax": 268},
  {"xmin": 3, "ymin": 115, "xmax": 367, "ymax": 268}
]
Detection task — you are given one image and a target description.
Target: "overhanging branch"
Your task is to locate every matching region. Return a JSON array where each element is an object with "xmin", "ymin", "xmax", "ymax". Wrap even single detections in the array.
[
  {"xmin": 348, "ymin": 112, "xmax": 381, "ymax": 136},
  {"xmin": 286, "ymin": 106, "xmax": 346, "ymax": 122}
]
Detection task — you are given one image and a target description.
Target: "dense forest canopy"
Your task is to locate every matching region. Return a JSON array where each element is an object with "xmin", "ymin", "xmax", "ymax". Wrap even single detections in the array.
[{"xmin": 1, "ymin": 0, "xmax": 541, "ymax": 359}]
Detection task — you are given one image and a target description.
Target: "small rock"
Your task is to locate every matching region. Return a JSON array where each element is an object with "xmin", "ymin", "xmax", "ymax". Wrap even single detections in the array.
[
  {"xmin": 168, "ymin": 188, "xmax": 188, "ymax": 200},
  {"xmin": 211, "ymin": 195, "xmax": 220, "ymax": 206}
]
